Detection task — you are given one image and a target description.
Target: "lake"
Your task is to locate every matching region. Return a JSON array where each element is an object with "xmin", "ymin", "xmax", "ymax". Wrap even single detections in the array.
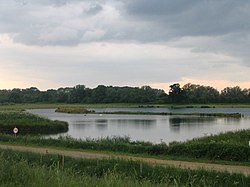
[{"xmin": 27, "ymin": 108, "xmax": 250, "ymax": 143}]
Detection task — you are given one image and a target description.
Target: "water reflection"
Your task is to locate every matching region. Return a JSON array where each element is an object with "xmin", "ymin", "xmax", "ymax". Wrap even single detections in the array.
[
  {"xmin": 169, "ymin": 116, "xmax": 215, "ymax": 125},
  {"xmin": 95, "ymin": 119, "xmax": 108, "ymax": 124},
  {"xmin": 71, "ymin": 122, "xmax": 92, "ymax": 130},
  {"xmin": 168, "ymin": 116, "xmax": 216, "ymax": 132},
  {"xmin": 220, "ymin": 117, "xmax": 242, "ymax": 123},
  {"xmin": 95, "ymin": 123, "xmax": 108, "ymax": 130},
  {"xmin": 111, "ymin": 119, "xmax": 156, "ymax": 125},
  {"xmin": 110, "ymin": 119, "xmax": 157, "ymax": 130}
]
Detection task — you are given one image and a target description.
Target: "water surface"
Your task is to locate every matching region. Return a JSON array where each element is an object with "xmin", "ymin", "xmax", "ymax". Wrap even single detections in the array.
[{"xmin": 27, "ymin": 108, "xmax": 250, "ymax": 143}]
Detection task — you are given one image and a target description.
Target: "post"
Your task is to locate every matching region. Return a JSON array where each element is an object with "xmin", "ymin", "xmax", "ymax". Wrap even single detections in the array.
[{"xmin": 61, "ymin": 155, "xmax": 65, "ymax": 169}]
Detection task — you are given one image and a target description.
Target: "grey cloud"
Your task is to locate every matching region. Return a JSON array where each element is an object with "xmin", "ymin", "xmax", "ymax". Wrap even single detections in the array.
[
  {"xmin": 120, "ymin": 0, "xmax": 250, "ymax": 65},
  {"xmin": 1, "ymin": 0, "xmax": 250, "ymax": 65},
  {"xmin": 1, "ymin": 0, "xmax": 250, "ymax": 44},
  {"xmin": 0, "ymin": 0, "xmax": 108, "ymax": 45},
  {"xmin": 124, "ymin": 0, "xmax": 250, "ymax": 37},
  {"xmin": 124, "ymin": 0, "xmax": 199, "ymax": 17},
  {"xmin": 85, "ymin": 4, "xmax": 103, "ymax": 15}
]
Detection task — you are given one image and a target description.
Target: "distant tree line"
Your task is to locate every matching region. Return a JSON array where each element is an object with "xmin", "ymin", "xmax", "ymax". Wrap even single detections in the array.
[
  {"xmin": 168, "ymin": 83, "xmax": 250, "ymax": 104},
  {"xmin": 0, "ymin": 83, "xmax": 250, "ymax": 104},
  {"xmin": 0, "ymin": 85, "xmax": 166, "ymax": 104}
]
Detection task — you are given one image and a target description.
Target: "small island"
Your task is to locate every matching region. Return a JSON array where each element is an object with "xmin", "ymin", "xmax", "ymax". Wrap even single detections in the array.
[{"xmin": 55, "ymin": 107, "xmax": 95, "ymax": 114}]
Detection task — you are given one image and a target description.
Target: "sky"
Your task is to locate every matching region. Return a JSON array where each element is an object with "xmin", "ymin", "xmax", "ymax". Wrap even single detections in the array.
[{"xmin": 1, "ymin": 0, "xmax": 250, "ymax": 92}]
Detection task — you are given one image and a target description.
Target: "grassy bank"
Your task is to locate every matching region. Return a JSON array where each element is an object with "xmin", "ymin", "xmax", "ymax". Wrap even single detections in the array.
[
  {"xmin": 0, "ymin": 129, "xmax": 249, "ymax": 163},
  {"xmin": 0, "ymin": 112, "xmax": 68, "ymax": 134},
  {"xmin": 0, "ymin": 148, "xmax": 249, "ymax": 186}
]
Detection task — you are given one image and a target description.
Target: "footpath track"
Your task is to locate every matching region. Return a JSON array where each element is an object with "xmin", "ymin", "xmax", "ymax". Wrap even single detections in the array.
[{"xmin": 0, "ymin": 144, "xmax": 249, "ymax": 176}]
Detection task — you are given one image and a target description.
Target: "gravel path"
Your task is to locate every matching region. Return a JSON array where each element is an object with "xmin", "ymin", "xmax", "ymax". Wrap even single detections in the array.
[{"xmin": 0, "ymin": 144, "xmax": 249, "ymax": 176}]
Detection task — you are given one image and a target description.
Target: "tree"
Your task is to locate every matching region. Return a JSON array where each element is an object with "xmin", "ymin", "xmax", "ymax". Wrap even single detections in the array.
[
  {"xmin": 92, "ymin": 85, "xmax": 107, "ymax": 103},
  {"xmin": 68, "ymin": 85, "xmax": 86, "ymax": 103},
  {"xmin": 169, "ymin": 83, "xmax": 186, "ymax": 103},
  {"xmin": 220, "ymin": 86, "xmax": 245, "ymax": 103},
  {"xmin": 182, "ymin": 83, "xmax": 219, "ymax": 103}
]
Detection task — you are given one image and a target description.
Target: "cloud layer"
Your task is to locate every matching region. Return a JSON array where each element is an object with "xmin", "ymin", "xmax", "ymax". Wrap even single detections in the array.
[{"xmin": 1, "ymin": 0, "xmax": 250, "ymax": 90}]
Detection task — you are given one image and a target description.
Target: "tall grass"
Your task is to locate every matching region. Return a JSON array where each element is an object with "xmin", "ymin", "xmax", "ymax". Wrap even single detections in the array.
[
  {"xmin": 0, "ymin": 154, "xmax": 157, "ymax": 187},
  {"xmin": 0, "ymin": 149, "xmax": 249, "ymax": 187}
]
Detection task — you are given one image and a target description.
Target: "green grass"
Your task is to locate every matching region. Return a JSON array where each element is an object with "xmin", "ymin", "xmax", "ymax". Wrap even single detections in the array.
[
  {"xmin": 0, "ymin": 148, "xmax": 249, "ymax": 187},
  {"xmin": 0, "ymin": 112, "xmax": 68, "ymax": 134}
]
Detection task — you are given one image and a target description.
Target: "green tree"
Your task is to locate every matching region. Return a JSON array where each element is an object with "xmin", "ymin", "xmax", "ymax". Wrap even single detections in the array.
[
  {"xmin": 169, "ymin": 83, "xmax": 186, "ymax": 103},
  {"xmin": 220, "ymin": 86, "xmax": 245, "ymax": 103},
  {"xmin": 92, "ymin": 85, "xmax": 107, "ymax": 103},
  {"xmin": 182, "ymin": 83, "xmax": 219, "ymax": 103},
  {"xmin": 68, "ymin": 85, "xmax": 86, "ymax": 103}
]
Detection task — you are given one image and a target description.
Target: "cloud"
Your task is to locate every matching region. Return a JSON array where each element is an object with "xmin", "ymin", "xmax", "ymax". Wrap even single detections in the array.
[
  {"xmin": 0, "ymin": 1, "xmax": 249, "ymax": 62},
  {"xmin": 0, "ymin": 0, "xmax": 250, "ymax": 90},
  {"xmin": 1, "ymin": 35, "xmax": 247, "ymax": 90},
  {"xmin": 1, "ymin": 1, "xmax": 250, "ymax": 44},
  {"xmin": 0, "ymin": 0, "xmax": 118, "ymax": 45},
  {"xmin": 124, "ymin": 0, "xmax": 250, "ymax": 36}
]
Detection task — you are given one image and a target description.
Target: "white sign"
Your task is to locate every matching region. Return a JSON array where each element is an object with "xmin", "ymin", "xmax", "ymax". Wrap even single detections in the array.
[{"xmin": 13, "ymin": 127, "xmax": 18, "ymax": 134}]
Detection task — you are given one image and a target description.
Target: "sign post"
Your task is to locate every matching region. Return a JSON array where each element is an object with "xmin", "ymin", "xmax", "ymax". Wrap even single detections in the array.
[{"xmin": 13, "ymin": 127, "xmax": 18, "ymax": 137}]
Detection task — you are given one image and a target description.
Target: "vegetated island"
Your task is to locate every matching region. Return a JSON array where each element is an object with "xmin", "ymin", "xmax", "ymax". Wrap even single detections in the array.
[
  {"xmin": 0, "ymin": 112, "xmax": 68, "ymax": 134},
  {"xmin": 55, "ymin": 107, "xmax": 95, "ymax": 114},
  {"xmin": 54, "ymin": 107, "xmax": 243, "ymax": 118}
]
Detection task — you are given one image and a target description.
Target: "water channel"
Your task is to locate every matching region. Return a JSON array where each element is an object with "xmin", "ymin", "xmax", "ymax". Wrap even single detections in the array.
[{"xmin": 27, "ymin": 108, "xmax": 250, "ymax": 143}]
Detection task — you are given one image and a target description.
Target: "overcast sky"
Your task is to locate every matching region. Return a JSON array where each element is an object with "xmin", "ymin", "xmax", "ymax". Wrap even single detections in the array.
[{"xmin": 1, "ymin": 0, "xmax": 250, "ymax": 91}]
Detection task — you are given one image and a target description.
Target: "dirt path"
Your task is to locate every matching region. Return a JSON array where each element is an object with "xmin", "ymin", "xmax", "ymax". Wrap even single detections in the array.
[{"xmin": 0, "ymin": 144, "xmax": 250, "ymax": 176}]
